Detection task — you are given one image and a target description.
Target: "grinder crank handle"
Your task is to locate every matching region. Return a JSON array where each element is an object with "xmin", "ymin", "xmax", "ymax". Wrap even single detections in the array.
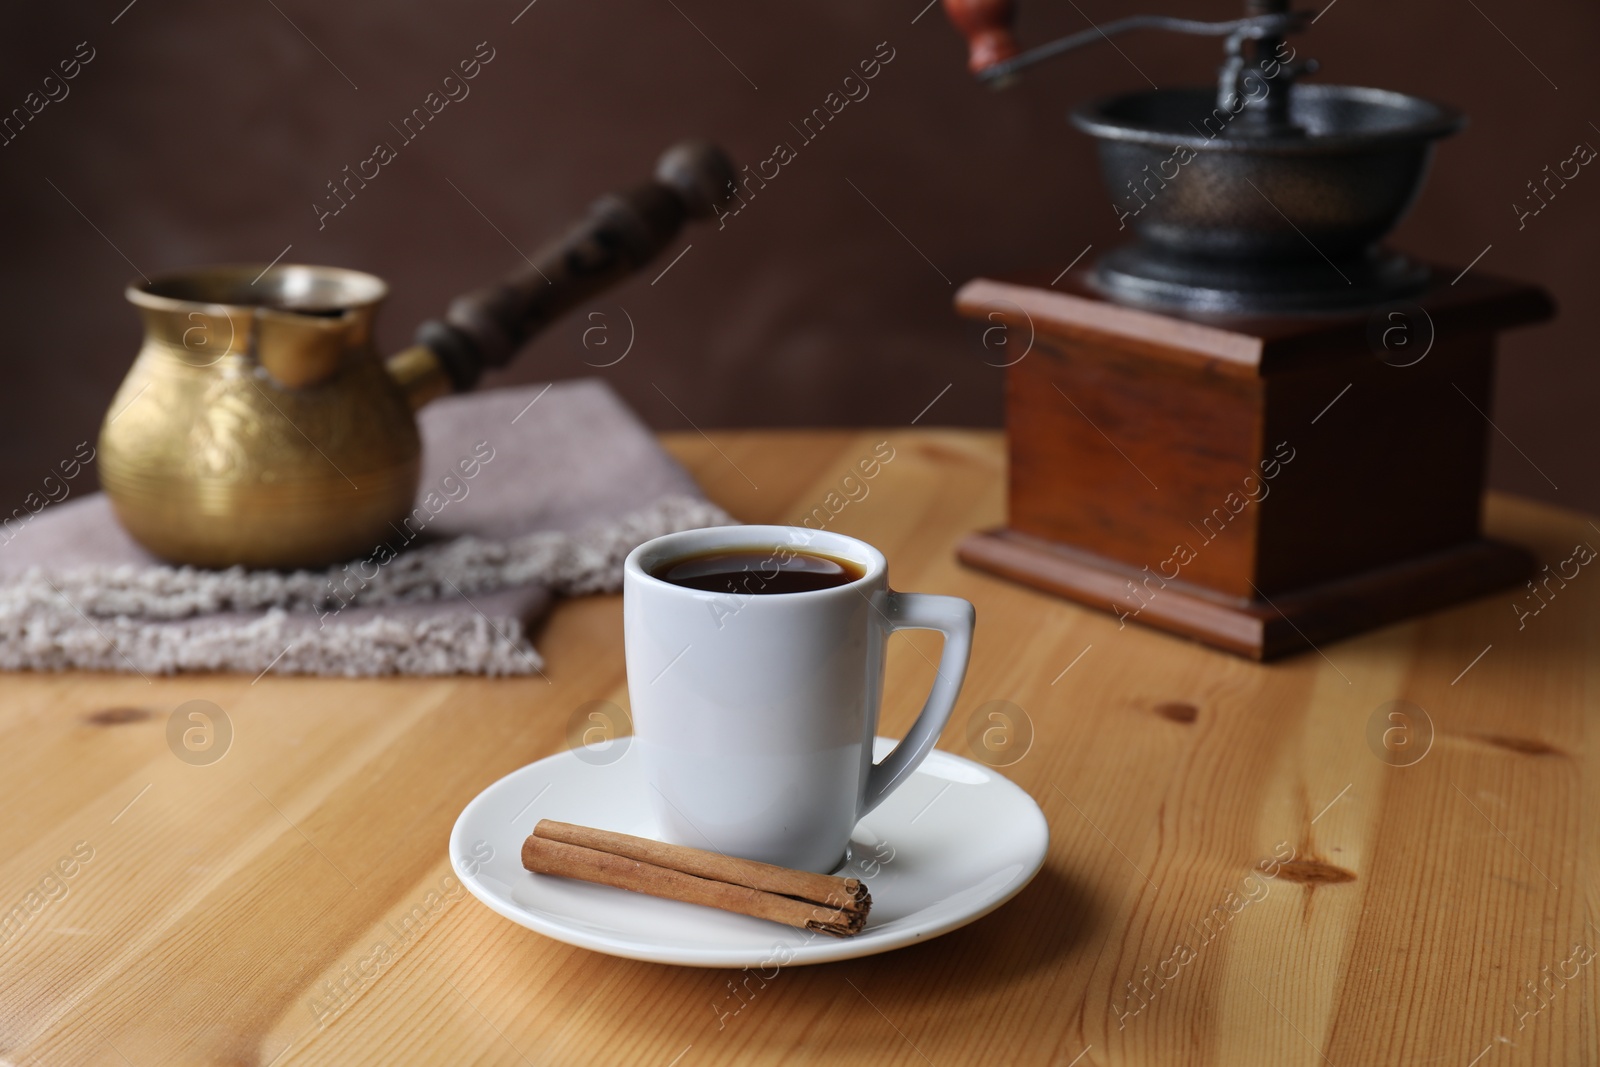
[
  {"xmin": 942, "ymin": 0, "xmax": 1308, "ymax": 84},
  {"xmin": 389, "ymin": 140, "xmax": 736, "ymax": 406}
]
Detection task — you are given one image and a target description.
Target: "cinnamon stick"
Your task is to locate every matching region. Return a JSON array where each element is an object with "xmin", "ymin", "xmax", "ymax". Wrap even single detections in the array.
[
  {"xmin": 522, "ymin": 835, "xmax": 868, "ymax": 936},
  {"xmin": 533, "ymin": 820, "xmax": 869, "ymax": 910}
]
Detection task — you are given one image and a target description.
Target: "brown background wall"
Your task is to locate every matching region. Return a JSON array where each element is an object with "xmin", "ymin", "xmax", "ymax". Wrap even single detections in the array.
[{"xmin": 1, "ymin": 0, "xmax": 1594, "ymax": 514}]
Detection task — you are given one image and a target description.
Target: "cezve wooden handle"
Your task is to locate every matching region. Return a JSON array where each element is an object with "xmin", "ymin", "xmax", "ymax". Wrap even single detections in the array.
[{"xmin": 414, "ymin": 140, "xmax": 735, "ymax": 391}]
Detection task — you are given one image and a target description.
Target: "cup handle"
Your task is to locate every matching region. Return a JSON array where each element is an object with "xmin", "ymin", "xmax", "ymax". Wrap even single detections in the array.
[{"xmin": 860, "ymin": 591, "xmax": 976, "ymax": 817}]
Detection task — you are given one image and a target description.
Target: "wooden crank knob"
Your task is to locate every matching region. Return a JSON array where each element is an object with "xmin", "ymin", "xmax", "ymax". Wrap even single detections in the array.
[{"xmin": 942, "ymin": 0, "xmax": 1021, "ymax": 75}]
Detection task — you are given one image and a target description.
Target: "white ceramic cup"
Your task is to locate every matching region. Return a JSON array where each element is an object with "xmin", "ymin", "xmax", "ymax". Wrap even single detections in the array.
[{"xmin": 623, "ymin": 525, "xmax": 976, "ymax": 873}]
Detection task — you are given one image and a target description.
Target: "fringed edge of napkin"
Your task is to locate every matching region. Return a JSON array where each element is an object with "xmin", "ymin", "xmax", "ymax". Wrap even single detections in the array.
[
  {"xmin": 0, "ymin": 495, "xmax": 735, "ymax": 677},
  {"xmin": 0, "ymin": 607, "xmax": 547, "ymax": 678}
]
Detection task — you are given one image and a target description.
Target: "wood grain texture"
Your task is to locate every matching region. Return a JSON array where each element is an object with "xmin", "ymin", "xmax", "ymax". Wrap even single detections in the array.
[
  {"xmin": 0, "ymin": 430, "xmax": 1594, "ymax": 1066},
  {"xmin": 1004, "ymin": 329, "xmax": 1264, "ymax": 594}
]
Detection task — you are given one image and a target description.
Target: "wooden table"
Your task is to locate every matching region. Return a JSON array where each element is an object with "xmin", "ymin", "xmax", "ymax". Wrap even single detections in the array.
[{"xmin": 3, "ymin": 430, "xmax": 1595, "ymax": 1066}]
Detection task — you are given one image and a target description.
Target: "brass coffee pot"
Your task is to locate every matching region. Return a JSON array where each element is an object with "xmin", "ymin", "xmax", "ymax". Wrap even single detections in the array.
[{"xmin": 99, "ymin": 141, "xmax": 732, "ymax": 570}]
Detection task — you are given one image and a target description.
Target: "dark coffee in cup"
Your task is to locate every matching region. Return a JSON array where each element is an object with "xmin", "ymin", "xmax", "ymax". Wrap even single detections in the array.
[{"xmin": 649, "ymin": 547, "xmax": 865, "ymax": 594}]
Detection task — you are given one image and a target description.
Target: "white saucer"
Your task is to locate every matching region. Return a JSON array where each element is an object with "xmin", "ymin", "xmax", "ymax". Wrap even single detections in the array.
[{"xmin": 449, "ymin": 737, "xmax": 1049, "ymax": 967}]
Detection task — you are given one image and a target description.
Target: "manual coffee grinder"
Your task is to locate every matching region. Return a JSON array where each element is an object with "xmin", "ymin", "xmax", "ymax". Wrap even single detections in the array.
[{"xmin": 942, "ymin": 0, "xmax": 1554, "ymax": 660}]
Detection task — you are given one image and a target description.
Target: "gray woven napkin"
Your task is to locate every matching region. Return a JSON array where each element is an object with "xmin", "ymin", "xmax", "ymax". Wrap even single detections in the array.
[{"xmin": 0, "ymin": 379, "xmax": 732, "ymax": 677}]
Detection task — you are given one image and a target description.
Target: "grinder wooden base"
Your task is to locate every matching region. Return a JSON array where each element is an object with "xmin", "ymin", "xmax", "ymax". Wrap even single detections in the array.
[
  {"xmin": 959, "ymin": 527, "xmax": 1533, "ymax": 661},
  {"xmin": 955, "ymin": 265, "xmax": 1554, "ymax": 661}
]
